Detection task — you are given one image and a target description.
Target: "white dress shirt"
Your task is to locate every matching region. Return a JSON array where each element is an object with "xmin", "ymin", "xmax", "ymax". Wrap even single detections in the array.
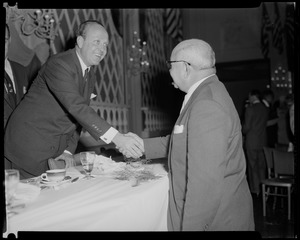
[{"xmin": 180, "ymin": 74, "xmax": 215, "ymax": 114}]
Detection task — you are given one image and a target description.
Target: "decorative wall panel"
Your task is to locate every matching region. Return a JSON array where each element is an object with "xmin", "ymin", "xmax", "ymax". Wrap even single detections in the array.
[{"xmin": 141, "ymin": 9, "xmax": 173, "ymax": 137}]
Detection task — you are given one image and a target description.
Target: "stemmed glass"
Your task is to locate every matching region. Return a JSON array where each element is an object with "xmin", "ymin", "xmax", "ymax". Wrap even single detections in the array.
[
  {"xmin": 5, "ymin": 169, "xmax": 20, "ymax": 207},
  {"xmin": 80, "ymin": 151, "xmax": 96, "ymax": 179}
]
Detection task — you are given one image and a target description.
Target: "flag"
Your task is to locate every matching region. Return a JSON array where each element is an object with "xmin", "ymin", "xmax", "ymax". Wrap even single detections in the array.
[
  {"xmin": 272, "ymin": 2, "xmax": 284, "ymax": 54},
  {"xmin": 284, "ymin": 3, "xmax": 295, "ymax": 71},
  {"xmin": 260, "ymin": 3, "xmax": 272, "ymax": 58},
  {"xmin": 165, "ymin": 8, "xmax": 183, "ymax": 42}
]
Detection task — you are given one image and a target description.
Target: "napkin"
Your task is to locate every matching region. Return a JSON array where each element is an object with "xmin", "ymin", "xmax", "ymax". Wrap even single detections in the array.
[
  {"xmin": 13, "ymin": 182, "xmax": 40, "ymax": 204},
  {"xmin": 93, "ymin": 155, "xmax": 126, "ymax": 174}
]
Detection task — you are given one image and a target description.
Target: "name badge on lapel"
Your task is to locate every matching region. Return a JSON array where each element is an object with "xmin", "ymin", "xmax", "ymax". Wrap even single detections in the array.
[{"xmin": 174, "ymin": 124, "xmax": 184, "ymax": 134}]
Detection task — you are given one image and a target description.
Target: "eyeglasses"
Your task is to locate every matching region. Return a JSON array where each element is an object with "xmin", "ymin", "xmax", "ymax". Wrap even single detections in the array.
[
  {"xmin": 166, "ymin": 60, "xmax": 215, "ymax": 71},
  {"xmin": 166, "ymin": 60, "xmax": 191, "ymax": 70}
]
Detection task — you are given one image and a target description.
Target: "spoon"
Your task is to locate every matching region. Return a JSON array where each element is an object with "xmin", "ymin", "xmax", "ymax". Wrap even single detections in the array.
[{"xmin": 71, "ymin": 177, "xmax": 79, "ymax": 183}]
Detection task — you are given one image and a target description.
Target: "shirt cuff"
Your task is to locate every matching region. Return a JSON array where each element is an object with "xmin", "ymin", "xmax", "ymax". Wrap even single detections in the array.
[{"xmin": 100, "ymin": 127, "xmax": 119, "ymax": 144}]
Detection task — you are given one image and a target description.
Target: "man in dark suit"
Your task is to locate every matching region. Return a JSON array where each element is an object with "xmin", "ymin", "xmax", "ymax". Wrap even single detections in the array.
[
  {"xmin": 123, "ymin": 39, "xmax": 254, "ymax": 231},
  {"xmin": 242, "ymin": 89, "xmax": 269, "ymax": 196},
  {"xmin": 4, "ymin": 20, "xmax": 143, "ymax": 179},
  {"xmin": 4, "ymin": 24, "xmax": 40, "ymax": 129},
  {"xmin": 262, "ymin": 89, "xmax": 278, "ymax": 148}
]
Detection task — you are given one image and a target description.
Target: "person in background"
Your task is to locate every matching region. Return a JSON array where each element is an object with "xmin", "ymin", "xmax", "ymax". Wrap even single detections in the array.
[
  {"xmin": 276, "ymin": 94, "xmax": 291, "ymax": 149},
  {"xmin": 122, "ymin": 39, "xmax": 254, "ymax": 231},
  {"xmin": 285, "ymin": 94, "xmax": 294, "ymax": 152},
  {"xmin": 4, "ymin": 20, "xmax": 143, "ymax": 179},
  {"xmin": 4, "ymin": 24, "xmax": 40, "ymax": 129},
  {"xmin": 242, "ymin": 89, "xmax": 269, "ymax": 196},
  {"xmin": 262, "ymin": 89, "xmax": 278, "ymax": 148}
]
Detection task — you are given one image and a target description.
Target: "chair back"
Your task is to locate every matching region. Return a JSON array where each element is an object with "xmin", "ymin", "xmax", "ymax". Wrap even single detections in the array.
[
  {"xmin": 273, "ymin": 149, "xmax": 294, "ymax": 177},
  {"xmin": 263, "ymin": 147, "xmax": 274, "ymax": 178}
]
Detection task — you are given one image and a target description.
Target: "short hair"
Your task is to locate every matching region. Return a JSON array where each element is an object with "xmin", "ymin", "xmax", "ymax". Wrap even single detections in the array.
[
  {"xmin": 249, "ymin": 89, "xmax": 261, "ymax": 98},
  {"xmin": 174, "ymin": 39, "xmax": 215, "ymax": 69},
  {"xmin": 75, "ymin": 20, "xmax": 104, "ymax": 39},
  {"xmin": 262, "ymin": 89, "xmax": 274, "ymax": 98}
]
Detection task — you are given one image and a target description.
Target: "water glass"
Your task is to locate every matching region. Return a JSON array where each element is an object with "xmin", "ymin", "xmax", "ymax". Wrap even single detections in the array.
[
  {"xmin": 5, "ymin": 169, "xmax": 20, "ymax": 206},
  {"xmin": 80, "ymin": 151, "xmax": 96, "ymax": 179}
]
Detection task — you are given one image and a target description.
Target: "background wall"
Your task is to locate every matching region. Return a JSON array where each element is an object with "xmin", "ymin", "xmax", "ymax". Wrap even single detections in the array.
[
  {"xmin": 182, "ymin": 8, "xmax": 262, "ymax": 63},
  {"xmin": 181, "ymin": 4, "xmax": 294, "ymax": 118}
]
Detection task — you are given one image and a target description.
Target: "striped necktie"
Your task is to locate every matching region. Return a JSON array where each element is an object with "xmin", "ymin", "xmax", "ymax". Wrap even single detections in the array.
[
  {"xmin": 84, "ymin": 68, "xmax": 89, "ymax": 81},
  {"xmin": 4, "ymin": 71, "xmax": 16, "ymax": 104}
]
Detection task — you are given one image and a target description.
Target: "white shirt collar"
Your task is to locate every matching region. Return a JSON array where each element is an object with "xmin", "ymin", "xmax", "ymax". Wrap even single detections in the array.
[
  {"xmin": 262, "ymin": 99, "xmax": 270, "ymax": 107},
  {"xmin": 252, "ymin": 99, "xmax": 261, "ymax": 104},
  {"xmin": 76, "ymin": 50, "xmax": 90, "ymax": 76},
  {"xmin": 180, "ymin": 74, "xmax": 215, "ymax": 113}
]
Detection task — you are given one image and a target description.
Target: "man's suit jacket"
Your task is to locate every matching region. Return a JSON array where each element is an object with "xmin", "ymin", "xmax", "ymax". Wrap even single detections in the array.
[
  {"xmin": 4, "ymin": 58, "xmax": 40, "ymax": 128},
  {"xmin": 144, "ymin": 75, "xmax": 254, "ymax": 231},
  {"xmin": 242, "ymin": 101, "xmax": 269, "ymax": 150},
  {"xmin": 4, "ymin": 48, "xmax": 111, "ymax": 177}
]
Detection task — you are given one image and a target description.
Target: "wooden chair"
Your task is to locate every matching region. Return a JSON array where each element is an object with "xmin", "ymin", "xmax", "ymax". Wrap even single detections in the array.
[
  {"xmin": 261, "ymin": 149, "xmax": 294, "ymax": 220},
  {"xmin": 263, "ymin": 147, "xmax": 274, "ymax": 179}
]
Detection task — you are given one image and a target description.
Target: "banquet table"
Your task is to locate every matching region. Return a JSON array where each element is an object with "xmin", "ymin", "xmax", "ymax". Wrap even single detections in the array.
[{"xmin": 3, "ymin": 161, "xmax": 169, "ymax": 237}]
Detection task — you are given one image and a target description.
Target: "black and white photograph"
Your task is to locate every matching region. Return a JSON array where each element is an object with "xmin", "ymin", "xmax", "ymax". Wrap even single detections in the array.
[{"xmin": 2, "ymin": 2, "xmax": 297, "ymax": 238}]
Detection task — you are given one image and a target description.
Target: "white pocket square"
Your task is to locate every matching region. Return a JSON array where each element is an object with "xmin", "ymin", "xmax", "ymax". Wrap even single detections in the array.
[
  {"xmin": 90, "ymin": 93, "xmax": 97, "ymax": 99},
  {"xmin": 174, "ymin": 124, "xmax": 184, "ymax": 134}
]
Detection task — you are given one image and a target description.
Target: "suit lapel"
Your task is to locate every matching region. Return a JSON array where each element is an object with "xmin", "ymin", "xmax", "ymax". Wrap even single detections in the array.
[
  {"xmin": 4, "ymin": 71, "xmax": 17, "ymax": 107},
  {"xmin": 169, "ymin": 75, "xmax": 217, "ymax": 166},
  {"xmin": 178, "ymin": 75, "xmax": 217, "ymax": 120},
  {"xmin": 4, "ymin": 90, "xmax": 15, "ymax": 111},
  {"xmin": 9, "ymin": 60, "xmax": 22, "ymax": 103}
]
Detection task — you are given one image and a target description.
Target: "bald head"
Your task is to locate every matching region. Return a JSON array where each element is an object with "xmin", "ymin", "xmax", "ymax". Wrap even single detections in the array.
[{"xmin": 171, "ymin": 39, "xmax": 215, "ymax": 69}]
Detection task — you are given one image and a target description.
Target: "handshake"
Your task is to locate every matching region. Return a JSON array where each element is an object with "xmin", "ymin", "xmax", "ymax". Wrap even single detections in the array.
[
  {"xmin": 112, "ymin": 132, "xmax": 144, "ymax": 159},
  {"xmin": 53, "ymin": 132, "xmax": 145, "ymax": 168}
]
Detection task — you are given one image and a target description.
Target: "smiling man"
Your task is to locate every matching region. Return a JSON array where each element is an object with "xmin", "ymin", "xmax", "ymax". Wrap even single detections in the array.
[{"xmin": 4, "ymin": 20, "xmax": 144, "ymax": 179}]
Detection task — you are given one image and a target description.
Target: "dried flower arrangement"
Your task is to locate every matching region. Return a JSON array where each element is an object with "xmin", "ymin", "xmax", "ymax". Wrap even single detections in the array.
[{"xmin": 114, "ymin": 158, "xmax": 162, "ymax": 184}]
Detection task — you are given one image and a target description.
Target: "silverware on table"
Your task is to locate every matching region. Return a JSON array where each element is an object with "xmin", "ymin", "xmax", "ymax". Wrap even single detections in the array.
[{"xmin": 71, "ymin": 177, "xmax": 79, "ymax": 183}]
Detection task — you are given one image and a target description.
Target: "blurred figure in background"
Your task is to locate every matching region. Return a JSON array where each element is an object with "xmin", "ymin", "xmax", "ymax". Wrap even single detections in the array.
[
  {"xmin": 276, "ymin": 94, "xmax": 291, "ymax": 150},
  {"xmin": 285, "ymin": 94, "xmax": 294, "ymax": 152},
  {"xmin": 262, "ymin": 89, "xmax": 278, "ymax": 148},
  {"xmin": 4, "ymin": 24, "xmax": 40, "ymax": 129},
  {"xmin": 242, "ymin": 89, "xmax": 268, "ymax": 196}
]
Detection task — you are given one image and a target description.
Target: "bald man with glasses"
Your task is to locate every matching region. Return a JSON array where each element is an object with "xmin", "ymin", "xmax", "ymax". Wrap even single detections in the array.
[{"xmin": 122, "ymin": 39, "xmax": 254, "ymax": 231}]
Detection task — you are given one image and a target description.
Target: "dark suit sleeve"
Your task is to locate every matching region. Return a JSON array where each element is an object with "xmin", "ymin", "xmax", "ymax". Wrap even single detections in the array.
[
  {"xmin": 182, "ymin": 100, "xmax": 230, "ymax": 230},
  {"xmin": 43, "ymin": 58, "xmax": 112, "ymax": 140},
  {"xmin": 65, "ymin": 127, "xmax": 81, "ymax": 153},
  {"xmin": 144, "ymin": 135, "xmax": 170, "ymax": 159},
  {"xmin": 26, "ymin": 54, "xmax": 41, "ymax": 88},
  {"xmin": 242, "ymin": 106, "xmax": 253, "ymax": 135}
]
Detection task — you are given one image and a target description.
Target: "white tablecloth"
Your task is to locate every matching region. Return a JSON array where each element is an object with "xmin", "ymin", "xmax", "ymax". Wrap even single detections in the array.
[{"xmin": 4, "ymin": 162, "xmax": 169, "ymax": 237}]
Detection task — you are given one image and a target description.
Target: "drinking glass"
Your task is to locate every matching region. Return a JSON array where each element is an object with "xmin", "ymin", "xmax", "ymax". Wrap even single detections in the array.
[
  {"xmin": 80, "ymin": 151, "xmax": 96, "ymax": 179},
  {"xmin": 5, "ymin": 169, "xmax": 20, "ymax": 206}
]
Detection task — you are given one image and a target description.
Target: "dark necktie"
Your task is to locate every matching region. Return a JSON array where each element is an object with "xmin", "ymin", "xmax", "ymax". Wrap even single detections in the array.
[
  {"xmin": 4, "ymin": 71, "xmax": 16, "ymax": 105},
  {"xmin": 84, "ymin": 68, "xmax": 89, "ymax": 82}
]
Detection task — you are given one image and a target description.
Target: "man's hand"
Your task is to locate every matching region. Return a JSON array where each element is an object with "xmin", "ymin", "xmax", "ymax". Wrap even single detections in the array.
[
  {"xmin": 54, "ymin": 152, "xmax": 75, "ymax": 169},
  {"xmin": 112, "ymin": 132, "xmax": 144, "ymax": 159}
]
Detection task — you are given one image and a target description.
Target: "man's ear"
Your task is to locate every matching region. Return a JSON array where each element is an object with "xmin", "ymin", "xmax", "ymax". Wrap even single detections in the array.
[
  {"xmin": 183, "ymin": 62, "xmax": 191, "ymax": 79},
  {"xmin": 77, "ymin": 36, "xmax": 84, "ymax": 48}
]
